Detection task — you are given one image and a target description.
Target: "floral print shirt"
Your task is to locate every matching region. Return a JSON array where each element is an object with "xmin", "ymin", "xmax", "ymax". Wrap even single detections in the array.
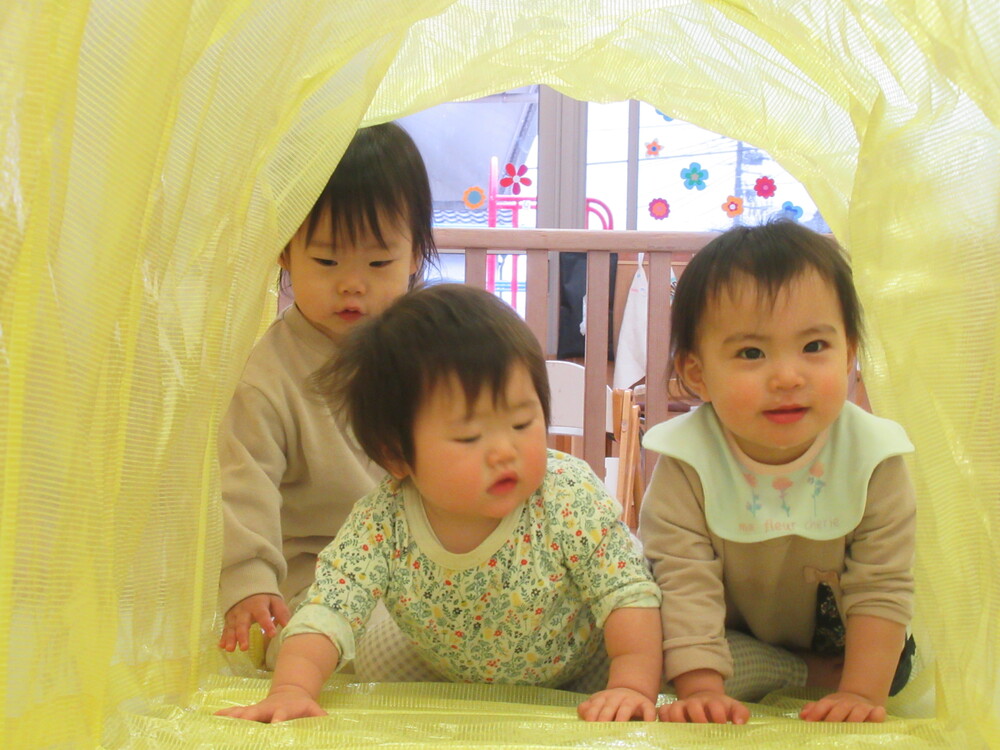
[{"xmin": 284, "ymin": 450, "xmax": 660, "ymax": 686}]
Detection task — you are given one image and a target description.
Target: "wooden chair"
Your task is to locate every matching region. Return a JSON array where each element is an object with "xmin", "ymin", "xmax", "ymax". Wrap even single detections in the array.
[
  {"xmin": 545, "ymin": 359, "xmax": 613, "ymax": 455},
  {"xmin": 546, "ymin": 360, "xmax": 642, "ymax": 527},
  {"xmin": 610, "ymin": 388, "xmax": 643, "ymax": 531}
]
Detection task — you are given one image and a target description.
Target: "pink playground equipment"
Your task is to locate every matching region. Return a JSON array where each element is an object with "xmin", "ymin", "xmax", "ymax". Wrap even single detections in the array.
[{"xmin": 478, "ymin": 156, "xmax": 614, "ymax": 307}]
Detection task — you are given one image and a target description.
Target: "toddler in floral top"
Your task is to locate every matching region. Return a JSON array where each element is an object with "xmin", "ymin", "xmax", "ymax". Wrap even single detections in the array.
[
  {"xmin": 638, "ymin": 220, "xmax": 916, "ymax": 724},
  {"xmin": 216, "ymin": 284, "xmax": 662, "ymax": 724}
]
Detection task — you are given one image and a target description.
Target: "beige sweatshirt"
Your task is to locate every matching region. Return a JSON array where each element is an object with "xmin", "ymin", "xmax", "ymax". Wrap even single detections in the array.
[
  {"xmin": 638, "ymin": 452, "xmax": 915, "ymax": 683},
  {"xmin": 217, "ymin": 304, "xmax": 385, "ymax": 615}
]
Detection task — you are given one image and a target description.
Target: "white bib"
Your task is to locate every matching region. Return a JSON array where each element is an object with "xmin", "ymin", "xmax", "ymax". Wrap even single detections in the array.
[{"xmin": 643, "ymin": 402, "xmax": 913, "ymax": 542}]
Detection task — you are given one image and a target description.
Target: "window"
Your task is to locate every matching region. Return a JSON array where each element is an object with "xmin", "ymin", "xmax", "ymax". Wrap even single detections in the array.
[{"xmin": 402, "ymin": 88, "xmax": 827, "ymax": 322}]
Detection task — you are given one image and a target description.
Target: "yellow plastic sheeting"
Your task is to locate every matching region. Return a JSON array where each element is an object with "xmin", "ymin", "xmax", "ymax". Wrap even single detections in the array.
[
  {"xmin": 0, "ymin": 1, "xmax": 996, "ymax": 748},
  {"xmin": 103, "ymin": 673, "xmax": 953, "ymax": 749}
]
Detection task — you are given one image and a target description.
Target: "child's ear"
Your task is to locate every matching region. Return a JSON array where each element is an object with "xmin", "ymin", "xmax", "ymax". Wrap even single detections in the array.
[
  {"xmin": 383, "ymin": 457, "xmax": 411, "ymax": 481},
  {"xmin": 278, "ymin": 246, "xmax": 291, "ymax": 272},
  {"xmin": 677, "ymin": 353, "xmax": 710, "ymax": 402},
  {"xmin": 846, "ymin": 341, "xmax": 858, "ymax": 374}
]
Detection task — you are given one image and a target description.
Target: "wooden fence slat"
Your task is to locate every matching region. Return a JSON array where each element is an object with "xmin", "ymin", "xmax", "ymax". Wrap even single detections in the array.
[
  {"xmin": 583, "ymin": 252, "xmax": 611, "ymax": 478},
  {"xmin": 464, "ymin": 248, "xmax": 487, "ymax": 289},
  {"xmin": 525, "ymin": 251, "xmax": 549, "ymax": 350},
  {"xmin": 645, "ymin": 252, "xmax": 674, "ymax": 443}
]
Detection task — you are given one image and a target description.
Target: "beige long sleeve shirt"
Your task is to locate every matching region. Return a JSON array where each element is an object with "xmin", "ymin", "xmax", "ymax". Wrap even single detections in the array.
[
  {"xmin": 217, "ymin": 304, "xmax": 385, "ymax": 615},
  {"xmin": 639, "ymin": 427, "xmax": 915, "ymax": 683}
]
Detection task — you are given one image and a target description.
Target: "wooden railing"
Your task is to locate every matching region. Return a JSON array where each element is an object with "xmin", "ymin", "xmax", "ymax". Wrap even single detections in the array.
[{"xmin": 434, "ymin": 228, "xmax": 709, "ymax": 479}]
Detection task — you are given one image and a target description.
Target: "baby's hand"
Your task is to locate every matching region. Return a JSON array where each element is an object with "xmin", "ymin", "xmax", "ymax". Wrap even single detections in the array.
[
  {"xmin": 799, "ymin": 691, "xmax": 886, "ymax": 722},
  {"xmin": 659, "ymin": 690, "xmax": 750, "ymax": 724},
  {"xmin": 577, "ymin": 687, "xmax": 656, "ymax": 722},
  {"xmin": 215, "ymin": 685, "xmax": 325, "ymax": 723},
  {"xmin": 219, "ymin": 593, "xmax": 291, "ymax": 652}
]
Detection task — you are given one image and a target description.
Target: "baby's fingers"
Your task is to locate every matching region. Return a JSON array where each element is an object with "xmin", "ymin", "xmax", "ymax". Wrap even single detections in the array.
[
  {"xmin": 219, "ymin": 615, "xmax": 251, "ymax": 652},
  {"xmin": 578, "ymin": 695, "xmax": 616, "ymax": 722},
  {"xmin": 624, "ymin": 698, "xmax": 656, "ymax": 722},
  {"xmin": 271, "ymin": 597, "xmax": 292, "ymax": 628},
  {"xmin": 729, "ymin": 700, "xmax": 751, "ymax": 725},
  {"xmin": 660, "ymin": 695, "xmax": 747, "ymax": 724},
  {"xmin": 214, "ymin": 704, "xmax": 265, "ymax": 721},
  {"xmin": 248, "ymin": 602, "xmax": 279, "ymax": 638},
  {"xmin": 578, "ymin": 690, "xmax": 655, "ymax": 722},
  {"xmin": 846, "ymin": 702, "xmax": 884, "ymax": 723},
  {"xmin": 800, "ymin": 695, "xmax": 885, "ymax": 723},
  {"xmin": 603, "ymin": 695, "xmax": 650, "ymax": 722}
]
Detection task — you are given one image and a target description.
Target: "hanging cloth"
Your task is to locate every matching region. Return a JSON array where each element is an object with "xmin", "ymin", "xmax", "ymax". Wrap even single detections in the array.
[{"xmin": 613, "ymin": 253, "xmax": 648, "ymax": 389}]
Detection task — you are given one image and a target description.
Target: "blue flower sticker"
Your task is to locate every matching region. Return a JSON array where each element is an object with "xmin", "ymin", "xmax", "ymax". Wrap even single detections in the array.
[
  {"xmin": 681, "ymin": 162, "xmax": 709, "ymax": 191},
  {"xmin": 655, "ymin": 108, "xmax": 673, "ymax": 122},
  {"xmin": 781, "ymin": 201, "xmax": 803, "ymax": 220}
]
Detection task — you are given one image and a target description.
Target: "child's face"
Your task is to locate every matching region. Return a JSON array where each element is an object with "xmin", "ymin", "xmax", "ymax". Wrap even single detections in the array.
[
  {"xmin": 280, "ymin": 211, "xmax": 416, "ymax": 344},
  {"xmin": 678, "ymin": 269, "xmax": 856, "ymax": 464},
  {"xmin": 391, "ymin": 363, "xmax": 548, "ymax": 534}
]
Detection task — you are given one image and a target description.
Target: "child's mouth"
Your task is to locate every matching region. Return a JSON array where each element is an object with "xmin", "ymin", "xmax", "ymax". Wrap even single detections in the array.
[
  {"xmin": 337, "ymin": 309, "xmax": 363, "ymax": 322},
  {"xmin": 488, "ymin": 475, "xmax": 518, "ymax": 495},
  {"xmin": 763, "ymin": 406, "xmax": 807, "ymax": 424}
]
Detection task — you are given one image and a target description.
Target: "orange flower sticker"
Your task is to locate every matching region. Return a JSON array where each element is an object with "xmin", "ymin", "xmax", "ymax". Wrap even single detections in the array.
[
  {"xmin": 462, "ymin": 185, "xmax": 485, "ymax": 209},
  {"xmin": 722, "ymin": 196, "xmax": 744, "ymax": 217}
]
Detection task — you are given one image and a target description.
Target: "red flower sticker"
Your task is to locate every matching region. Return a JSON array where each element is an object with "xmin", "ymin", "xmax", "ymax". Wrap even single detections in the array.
[
  {"xmin": 500, "ymin": 163, "xmax": 532, "ymax": 195},
  {"xmin": 754, "ymin": 176, "xmax": 777, "ymax": 198}
]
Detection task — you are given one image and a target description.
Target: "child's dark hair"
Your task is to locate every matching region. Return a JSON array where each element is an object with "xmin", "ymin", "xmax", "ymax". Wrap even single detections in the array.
[
  {"xmin": 670, "ymin": 220, "xmax": 863, "ymax": 391},
  {"xmin": 314, "ymin": 284, "xmax": 550, "ymax": 471},
  {"xmin": 289, "ymin": 122, "xmax": 436, "ymax": 277}
]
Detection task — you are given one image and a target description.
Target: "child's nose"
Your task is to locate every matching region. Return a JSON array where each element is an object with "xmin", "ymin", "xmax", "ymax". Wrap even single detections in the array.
[
  {"xmin": 336, "ymin": 268, "xmax": 366, "ymax": 295},
  {"xmin": 770, "ymin": 360, "xmax": 805, "ymax": 390},
  {"xmin": 488, "ymin": 436, "xmax": 517, "ymax": 465}
]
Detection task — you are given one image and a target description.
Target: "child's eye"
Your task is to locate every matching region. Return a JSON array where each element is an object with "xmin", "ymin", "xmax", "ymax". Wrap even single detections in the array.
[
  {"xmin": 737, "ymin": 347, "xmax": 765, "ymax": 360},
  {"xmin": 313, "ymin": 257, "xmax": 336, "ymax": 267},
  {"xmin": 513, "ymin": 419, "xmax": 534, "ymax": 431},
  {"xmin": 454, "ymin": 435, "xmax": 480, "ymax": 444},
  {"xmin": 369, "ymin": 260, "xmax": 393, "ymax": 268},
  {"xmin": 804, "ymin": 340, "xmax": 828, "ymax": 353}
]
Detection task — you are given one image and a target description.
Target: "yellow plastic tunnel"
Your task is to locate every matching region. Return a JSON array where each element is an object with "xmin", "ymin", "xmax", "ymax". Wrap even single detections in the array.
[{"xmin": 0, "ymin": 2, "xmax": 997, "ymax": 748}]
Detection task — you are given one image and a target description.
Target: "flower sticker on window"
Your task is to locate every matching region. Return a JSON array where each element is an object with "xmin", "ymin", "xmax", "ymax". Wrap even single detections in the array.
[
  {"xmin": 722, "ymin": 196, "xmax": 744, "ymax": 218},
  {"xmin": 648, "ymin": 197, "xmax": 670, "ymax": 220},
  {"xmin": 500, "ymin": 163, "xmax": 532, "ymax": 195},
  {"xmin": 681, "ymin": 162, "xmax": 709, "ymax": 190},
  {"xmin": 781, "ymin": 201, "xmax": 804, "ymax": 220},
  {"xmin": 754, "ymin": 176, "xmax": 777, "ymax": 198},
  {"xmin": 655, "ymin": 109, "xmax": 673, "ymax": 122},
  {"xmin": 645, "ymin": 139, "xmax": 662, "ymax": 157},
  {"xmin": 462, "ymin": 186, "xmax": 485, "ymax": 210}
]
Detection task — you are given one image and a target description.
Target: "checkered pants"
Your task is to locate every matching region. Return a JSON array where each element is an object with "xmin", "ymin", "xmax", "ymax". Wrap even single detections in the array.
[{"xmin": 723, "ymin": 629, "xmax": 808, "ymax": 701}]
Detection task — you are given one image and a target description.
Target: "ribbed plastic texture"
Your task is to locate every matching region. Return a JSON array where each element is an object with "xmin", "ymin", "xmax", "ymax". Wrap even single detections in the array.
[{"xmin": 0, "ymin": 1, "xmax": 996, "ymax": 747}]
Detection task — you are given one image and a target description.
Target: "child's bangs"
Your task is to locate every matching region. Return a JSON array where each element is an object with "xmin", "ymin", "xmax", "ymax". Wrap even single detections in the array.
[{"xmin": 311, "ymin": 191, "xmax": 409, "ymax": 250}]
